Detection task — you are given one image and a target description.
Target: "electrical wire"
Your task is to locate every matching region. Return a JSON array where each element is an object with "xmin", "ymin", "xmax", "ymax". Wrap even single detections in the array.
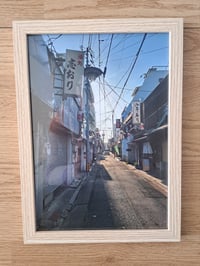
[
  {"xmin": 48, "ymin": 34, "xmax": 63, "ymax": 41},
  {"xmin": 113, "ymin": 33, "xmax": 147, "ymax": 111},
  {"xmin": 104, "ymin": 80, "xmax": 129, "ymax": 104},
  {"xmin": 96, "ymin": 79, "xmax": 128, "ymax": 106},
  {"xmin": 141, "ymin": 46, "xmax": 168, "ymax": 55},
  {"xmin": 103, "ymin": 34, "xmax": 114, "ymax": 77},
  {"xmin": 95, "ymin": 34, "xmax": 129, "ymax": 67},
  {"xmin": 110, "ymin": 33, "xmax": 156, "ymax": 58},
  {"xmin": 112, "ymin": 54, "xmax": 137, "ymax": 91},
  {"xmin": 46, "ymin": 34, "xmax": 63, "ymax": 50},
  {"xmin": 110, "ymin": 46, "xmax": 168, "ymax": 63}
]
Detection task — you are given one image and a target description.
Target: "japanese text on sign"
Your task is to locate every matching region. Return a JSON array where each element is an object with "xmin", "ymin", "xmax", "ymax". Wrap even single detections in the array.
[
  {"xmin": 132, "ymin": 101, "xmax": 141, "ymax": 124},
  {"xmin": 64, "ymin": 50, "xmax": 84, "ymax": 97}
]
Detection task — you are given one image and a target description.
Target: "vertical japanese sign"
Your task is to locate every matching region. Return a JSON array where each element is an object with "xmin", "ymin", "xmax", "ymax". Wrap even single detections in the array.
[
  {"xmin": 132, "ymin": 101, "xmax": 141, "ymax": 124},
  {"xmin": 64, "ymin": 49, "xmax": 84, "ymax": 97},
  {"xmin": 116, "ymin": 119, "xmax": 121, "ymax": 128}
]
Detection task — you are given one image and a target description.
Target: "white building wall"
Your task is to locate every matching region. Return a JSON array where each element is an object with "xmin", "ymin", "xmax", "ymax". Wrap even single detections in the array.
[
  {"xmin": 28, "ymin": 35, "xmax": 82, "ymax": 222},
  {"xmin": 28, "ymin": 35, "xmax": 53, "ymax": 106}
]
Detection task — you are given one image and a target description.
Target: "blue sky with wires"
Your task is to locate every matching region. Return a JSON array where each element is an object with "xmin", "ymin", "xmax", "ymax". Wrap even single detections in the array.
[{"xmin": 43, "ymin": 32, "xmax": 169, "ymax": 140}]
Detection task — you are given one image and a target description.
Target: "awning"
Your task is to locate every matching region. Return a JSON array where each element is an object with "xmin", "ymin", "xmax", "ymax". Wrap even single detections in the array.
[
  {"xmin": 132, "ymin": 135, "xmax": 148, "ymax": 142},
  {"xmin": 150, "ymin": 124, "xmax": 168, "ymax": 134},
  {"xmin": 50, "ymin": 118, "xmax": 80, "ymax": 137},
  {"xmin": 123, "ymin": 113, "xmax": 132, "ymax": 124},
  {"xmin": 127, "ymin": 124, "xmax": 168, "ymax": 144}
]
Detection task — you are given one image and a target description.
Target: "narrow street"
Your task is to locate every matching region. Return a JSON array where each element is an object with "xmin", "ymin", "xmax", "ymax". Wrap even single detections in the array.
[
  {"xmin": 28, "ymin": 34, "xmax": 170, "ymax": 232},
  {"xmin": 60, "ymin": 153, "xmax": 167, "ymax": 230}
]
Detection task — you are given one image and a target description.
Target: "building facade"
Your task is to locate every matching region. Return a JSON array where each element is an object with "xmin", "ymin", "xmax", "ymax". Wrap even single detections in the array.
[
  {"xmin": 120, "ymin": 67, "xmax": 168, "ymax": 182},
  {"xmin": 28, "ymin": 35, "xmax": 96, "ymax": 224}
]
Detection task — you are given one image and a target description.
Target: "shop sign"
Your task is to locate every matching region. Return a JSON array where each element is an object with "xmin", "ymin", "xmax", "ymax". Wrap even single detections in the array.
[
  {"xmin": 132, "ymin": 101, "xmax": 141, "ymax": 124},
  {"xmin": 64, "ymin": 49, "xmax": 84, "ymax": 97}
]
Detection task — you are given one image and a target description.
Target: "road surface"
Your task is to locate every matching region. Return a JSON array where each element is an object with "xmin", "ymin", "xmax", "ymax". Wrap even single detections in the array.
[{"xmin": 85, "ymin": 154, "xmax": 167, "ymax": 230}]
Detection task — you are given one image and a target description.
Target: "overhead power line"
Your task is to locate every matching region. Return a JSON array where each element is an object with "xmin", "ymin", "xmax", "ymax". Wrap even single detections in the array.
[
  {"xmin": 103, "ymin": 34, "xmax": 114, "ymax": 77},
  {"xmin": 96, "ymin": 79, "xmax": 128, "ymax": 105},
  {"xmin": 110, "ymin": 46, "xmax": 168, "ymax": 62},
  {"xmin": 113, "ymin": 33, "xmax": 147, "ymax": 111},
  {"xmin": 46, "ymin": 34, "xmax": 63, "ymax": 54},
  {"xmin": 104, "ymin": 80, "xmax": 128, "ymax": 104}
]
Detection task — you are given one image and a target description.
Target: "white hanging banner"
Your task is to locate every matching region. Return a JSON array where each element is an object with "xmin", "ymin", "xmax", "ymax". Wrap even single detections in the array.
[
  {"xmin": 143, "ymin": 142, "xmax": 153, "ymax": 154},
  {"xmin": 132, "ymin": 101, "xmax": 141, "ymax": 124},
  {"xmin": 64, "ymin": 49, "xmax": 84, "ymax": 97}
]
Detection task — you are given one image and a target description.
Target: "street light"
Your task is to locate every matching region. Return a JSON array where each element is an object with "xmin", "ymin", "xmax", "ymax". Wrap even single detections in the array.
[
  {"xmin": 84, "ymin": 66, "xmax": 103, "ymax": 81},
  {"xmin": 84, "ymin": 48, "xmax": 102, "ymax": 171}
]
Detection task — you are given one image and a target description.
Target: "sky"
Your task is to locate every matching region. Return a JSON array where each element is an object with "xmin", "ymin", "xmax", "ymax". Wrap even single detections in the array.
[{"xmin": 43, "ymin": 32, "xmax": 169, "ymax": 141}]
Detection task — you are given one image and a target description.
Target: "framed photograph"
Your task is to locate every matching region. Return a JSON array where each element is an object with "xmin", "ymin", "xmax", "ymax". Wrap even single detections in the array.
[{"xmin": 13, "ymin": 18, "xmax": 183, "ymax": 244}]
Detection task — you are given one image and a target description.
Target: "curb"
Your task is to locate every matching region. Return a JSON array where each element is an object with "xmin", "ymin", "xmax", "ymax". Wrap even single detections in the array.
[
  {"xmin": 62, "ymin": 175, "xmax": 88, "ymax": 213},
  {"xmin": 61, "ymin": 162, "xmax": 97, "ymax": 216}
]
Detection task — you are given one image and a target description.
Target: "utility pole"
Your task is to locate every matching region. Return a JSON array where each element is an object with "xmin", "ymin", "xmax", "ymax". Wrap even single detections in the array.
[
  {"xmin": 85, "ymin": 48, "xmax": 90, "ymax": 172},
  {"xmin": 84, "ymin": 47, "xmax": 103, "ymax": 171},
  {"xmin": 112, "ymin": 110, "xmax": 114, "ymax": 139}
]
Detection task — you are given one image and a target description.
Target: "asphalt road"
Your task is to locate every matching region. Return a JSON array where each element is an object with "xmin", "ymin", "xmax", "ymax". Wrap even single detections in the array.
[{"xmin": 85, "ymin": 154, "xmax": 167, "ymax": 230}]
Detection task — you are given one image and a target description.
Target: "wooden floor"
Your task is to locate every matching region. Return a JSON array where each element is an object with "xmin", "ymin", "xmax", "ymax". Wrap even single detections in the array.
[{"xmin": 0, "ymin": 1, "xmax": 199, "ymax": 265}]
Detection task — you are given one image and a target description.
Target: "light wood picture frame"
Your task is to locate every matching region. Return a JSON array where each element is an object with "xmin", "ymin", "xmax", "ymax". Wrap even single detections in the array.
[{"xmin": 13, "ymin": 18, "xmax": 183, "ymax": 244}]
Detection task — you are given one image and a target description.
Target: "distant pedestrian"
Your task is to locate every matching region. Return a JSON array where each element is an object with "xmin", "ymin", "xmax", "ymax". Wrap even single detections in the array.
[{"xmin": 114, "ymin": 144, "xmax": 119, "ymax": 158}]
